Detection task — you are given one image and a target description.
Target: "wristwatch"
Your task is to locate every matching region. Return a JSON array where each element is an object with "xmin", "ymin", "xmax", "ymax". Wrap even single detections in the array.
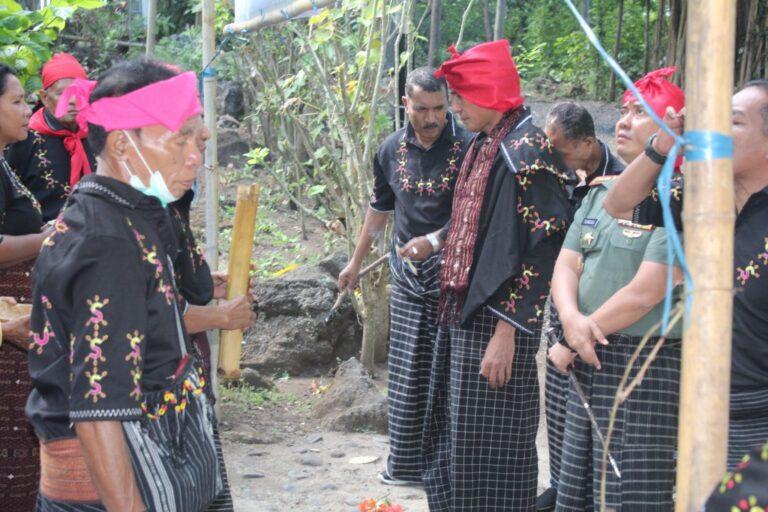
[
  {"xmin": 644, "ymin": 133, "xmax": 668, "ymax": 165},
  {"xmin": 426, "ymin": 232, "xmax": 441, "ymax": 253}
]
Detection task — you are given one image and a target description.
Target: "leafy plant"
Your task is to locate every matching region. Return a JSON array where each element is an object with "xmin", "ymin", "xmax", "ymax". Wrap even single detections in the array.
[{"xmin": 0, "ymin": 0, "xmax": 103, "ymax": 89}]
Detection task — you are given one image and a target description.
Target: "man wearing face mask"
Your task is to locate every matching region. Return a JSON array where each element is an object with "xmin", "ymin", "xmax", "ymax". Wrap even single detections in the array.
[
  {"xmin": 27, "ymin": 59, "xmax": 226, "ymax": 512},
  {"xmin": 338, "ymin": 66, "xmax": 472, "ymax": 486},
  {"xmin": 6, "ymin": 53, "xmax": 96, "ymax": 222}
]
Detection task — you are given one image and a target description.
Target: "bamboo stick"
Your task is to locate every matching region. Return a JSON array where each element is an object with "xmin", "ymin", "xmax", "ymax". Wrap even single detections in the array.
[
  {"xmin": 675, "ymin": 1, "xmax": 736, "ymax": 510},
  {"xmin": 218, "ymin": 184, "xmax": 260, "ymax": 380}
]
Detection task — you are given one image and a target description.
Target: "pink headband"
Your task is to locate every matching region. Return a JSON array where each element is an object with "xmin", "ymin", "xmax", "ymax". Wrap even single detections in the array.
[{"xmin": 56, "ymin": 71, "xmax": 202, "ymax": 133}]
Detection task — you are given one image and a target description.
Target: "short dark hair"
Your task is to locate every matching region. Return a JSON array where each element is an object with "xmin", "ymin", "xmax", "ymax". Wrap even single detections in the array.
[
  {"xmin": 742, "ymin": 79, "xmax": 768, "ymax": 136},
  {"xmin": 546, "ymin": 102, "xmax": 596, "ymax": 141},
  {"xmin": 88, "ymin": 58, "xmax": 178, "ymax": 155},
  {"xmin": 405, "ymin": 66, "xmax": 446, "ymax": 97},
  {"xmin": 0, "ymin": 64, "xmax": 16, "ymax": 96}
]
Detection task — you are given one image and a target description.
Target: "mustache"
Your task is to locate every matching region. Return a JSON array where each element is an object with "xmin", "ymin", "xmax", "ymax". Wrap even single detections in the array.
[{"xmin": 422, "ymin": 123, "xmax": 440, "ymax": 130}]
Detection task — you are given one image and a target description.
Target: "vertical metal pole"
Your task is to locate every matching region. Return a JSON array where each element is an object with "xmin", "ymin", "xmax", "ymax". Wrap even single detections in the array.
[
  {"xmin": 675, "ymin": 1, "xmax": 736, "ymax": 509},
  {"xmin": 202, "ymin": 0, "xmax": 220, "ymax": 395}
]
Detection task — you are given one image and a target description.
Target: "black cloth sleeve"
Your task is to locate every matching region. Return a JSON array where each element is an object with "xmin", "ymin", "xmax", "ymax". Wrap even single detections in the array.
[
  {"xmin": 635, "ymin": 176, "xmax": 684, "ymax": 231},
  {"xmin": 4, "ymin": 134, "xmax": 36, "ymax": 184},
  {"xmin": 486, "ymin": 145, "xmax": 571, "ymax": 334},
  {"xmin": 169, "ymin": 198, "xmax": 213, "ymax": 306},
  {"xmin": 63, "ymin": 236, "xmax": 149, "ymax": 422},
  {"xmin": 369, "ymin": 150, "xmax": 395, "ymax": 212}
]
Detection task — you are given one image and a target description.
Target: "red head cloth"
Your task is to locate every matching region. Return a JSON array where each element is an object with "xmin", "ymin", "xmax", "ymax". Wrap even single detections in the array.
[
  {"xmin": 622, "ymin": 67, "xmax": 685, "ymax": 117},
  {"xmin": 435, "ymin": 40, "xmax": 524, "ymax": 113},
  {"xmin": 41, "ymin": 53, "xmax": 88, "ymax": 90}
]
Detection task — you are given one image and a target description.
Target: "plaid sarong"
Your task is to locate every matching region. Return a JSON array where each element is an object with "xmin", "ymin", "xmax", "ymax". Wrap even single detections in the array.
[{"xmin": 423, "ymin": 307, "xmax": 540, "ymax": 510}]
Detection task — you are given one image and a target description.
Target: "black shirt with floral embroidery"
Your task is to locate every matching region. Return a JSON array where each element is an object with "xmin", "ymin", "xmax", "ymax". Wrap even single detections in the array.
[
  {"xmin": 26, "ymin": 175, "xmax": 190, "ymax": 442},
  {"xmin": 0, "ymin": 157, "xmax": 43, "ymax": 235},
  {"xmin": 459, "ymin": 107, "xmax": 573, "ymax": 331},
  {"xmin": 5, "ymin": 110, "xmax": 97, "ymax": 222},
  {"xmin": 638, "ymin": 178, "xmax": 768, "ymax": 391},
  {"xmin": 370, "ymin": 114, "xmax": 473, "ymax": 243},
  {"xmin": 169, "ymin": 190, "xmax": 213, "ymax": 307}
]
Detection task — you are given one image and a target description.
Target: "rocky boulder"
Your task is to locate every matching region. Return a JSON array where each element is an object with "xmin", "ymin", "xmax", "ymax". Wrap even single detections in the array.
[
  {"xmin": 312, "ymin": 357, "xmax": 388, "ymax": 434},
  {"xmin": 242, "ymin": 254, "xmax": 362, "ymax": 375}
]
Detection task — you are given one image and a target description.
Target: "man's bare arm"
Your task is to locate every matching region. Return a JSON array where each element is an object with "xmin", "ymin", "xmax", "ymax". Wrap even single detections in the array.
[{"xmin": 76, "ymin": 421, "xmax": 146, "ymax": 512}]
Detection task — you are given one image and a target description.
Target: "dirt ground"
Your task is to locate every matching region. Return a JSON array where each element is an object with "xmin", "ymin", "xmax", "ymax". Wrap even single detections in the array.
[{"xmin": 218, "ymin": 341, "xmax": 552, "ymax": 512}]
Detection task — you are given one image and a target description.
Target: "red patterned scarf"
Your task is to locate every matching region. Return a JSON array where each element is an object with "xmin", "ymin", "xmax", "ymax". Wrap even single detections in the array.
[
  {"xmin": 438, "ymin": 109, "xmax": 522, "ymax": 324},
  {"xmin": 28, "ymin": 108, "xmax": 91, "ymax": 188}
]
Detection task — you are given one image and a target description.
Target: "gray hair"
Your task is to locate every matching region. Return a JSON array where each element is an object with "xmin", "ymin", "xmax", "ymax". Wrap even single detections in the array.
[{"xmin": 405, "ymin": 66, "xmax": 447, "ymax": 97}]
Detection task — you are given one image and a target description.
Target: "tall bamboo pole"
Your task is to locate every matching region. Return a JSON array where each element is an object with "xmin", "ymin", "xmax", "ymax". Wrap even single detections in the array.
[
  {"xmin": 675, "ymin": 1, "xmax": 736, "ymax": 510},
  {"xmin": 218, "ymin": 185, "xmax": 260, "ymax": 380},
  {"xmin": 202, "ymin": 0, "xmax": 220, "ymax": 392}
]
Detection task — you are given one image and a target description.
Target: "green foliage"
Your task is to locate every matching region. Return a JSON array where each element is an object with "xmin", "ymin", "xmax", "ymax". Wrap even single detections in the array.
[
  {"xmin": 424, "ymin": 0, "xmax": 666, "ymax": 101},
  {"xmin": 220, "ymin": 382, "xmax": 299, "ymax": 411},
  {"xmin": 0, "ymin": 0, "xmax": 103, "ymax": 89}
]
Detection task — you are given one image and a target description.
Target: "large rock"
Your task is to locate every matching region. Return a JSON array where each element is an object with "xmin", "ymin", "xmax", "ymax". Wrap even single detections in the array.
[
  {"xmin": 242, "ymin": 260, "xmax": 362, "ymax": 374},
  {"xmin": 312, "ymin": 358, "xmax": 388, "ymax": 434},
  {"xmin": 217, "ymin": 127, "xmax": 250, "ymax": 168}
]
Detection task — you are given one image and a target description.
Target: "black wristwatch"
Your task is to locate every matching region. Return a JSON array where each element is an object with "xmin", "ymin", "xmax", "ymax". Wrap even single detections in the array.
[{"xmin": 644, "ymin": 133, "xmax": 668, "ymax": 165}]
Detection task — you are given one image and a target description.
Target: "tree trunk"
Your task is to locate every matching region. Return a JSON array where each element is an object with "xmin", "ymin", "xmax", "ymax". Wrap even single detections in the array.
[
  {"xmin": 483, "ymin": 0, "xmax": 493, "ymax": 41},
  {"xmin": 359, "ymin": 263, "xmax": 391, "ymax": 371},
  {"xmin": 428, "ymin": 0, "xmax": 442, "ymax": 67},
  {"xmin": 594, "ymin": 0, "xmax": 605, "ymax": 97},
  {"xmin": 653, "ymin": 0, "xmax": 666, "ymax": 68},
  {"xmin": 145, "ymin": 0, "xmax": 158, "ymax": 56},
  {"xmin": 582, "ymin": 0, "xmax": 591, "ymax": 23},
  {"xmin": 644, "ymin": 0, "xmax": 652, "ymax": 73},
  {"xmin": 493, "ymin": 0, "xmax": 506, "ymax": 40},
  {"xmin": 608, "ymin": 0, "xmax": 625, "ymax": 101}
]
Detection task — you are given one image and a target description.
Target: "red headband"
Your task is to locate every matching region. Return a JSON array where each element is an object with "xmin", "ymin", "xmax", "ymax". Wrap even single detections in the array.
[
  {"xmin": 623, "ymin": 67, "xmax": 685, "ymax": 117},
  {"xmin": 42, "ymin": 53, "xmax": 87, "ymax": 89},
  {"xmin": 435, "ymin": 40, "xmax": 524, "ymax": 113}
]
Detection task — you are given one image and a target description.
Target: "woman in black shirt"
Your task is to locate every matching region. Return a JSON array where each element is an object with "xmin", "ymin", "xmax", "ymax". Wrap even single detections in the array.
[{"xmin": 0, "ymin": 64, "xmax": 54, "ymax": 512}]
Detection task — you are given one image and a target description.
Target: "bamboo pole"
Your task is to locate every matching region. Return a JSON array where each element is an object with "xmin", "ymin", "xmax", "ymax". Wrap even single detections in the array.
[
  {"xmin": 202, "ymin": 0, "xmax": 220, "ymax": 394},
  {"xmin": 218, "ymin": 185, "xmax": 260, "ymax": 380},
  {"xmin": 675, "ymin": 1, "xmax": 736, "ymax": 510},
  {"xmin": 223, "ymin": 0, "xmax": 336, "ymax": 34}
]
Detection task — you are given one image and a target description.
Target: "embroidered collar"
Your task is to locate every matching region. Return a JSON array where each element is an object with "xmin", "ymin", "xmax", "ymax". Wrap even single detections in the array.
[{"xmin": 73, "ymin": 174, "xmax": 165, "ymax": 210}]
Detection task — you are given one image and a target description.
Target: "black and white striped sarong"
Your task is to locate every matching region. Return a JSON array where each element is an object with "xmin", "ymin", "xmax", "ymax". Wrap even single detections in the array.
[
  {"xmin": 544, "ymin": 305, "xmax": 569, "ymax": 489},
  {"xmin": 545, "ymin": 356, "xmax": 569, "ymax": 489},
  {"xmin": 556, "ymin": 333, "xmax": 681, "ymax": 511},
  {"xmin": 423, "ymin": 307, "xmax": 540, "ymax": 511},
  {"xmin": 728, "ymin": 386, "xmax": 768, "ymax": 469},
  {"xmin": 386, "ymin": 247, "xmax": 441, "ymax": 482}
]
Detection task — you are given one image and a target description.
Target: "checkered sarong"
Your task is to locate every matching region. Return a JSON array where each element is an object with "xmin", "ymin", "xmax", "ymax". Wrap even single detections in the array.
[
  {"xmin": 556, "ymin": 333, "xmax": 681, "ymax": 511},
  {"xmin": 544, "ymin": 305, "xmax": 569, "ymax": 488},
  {"xmin": 728, "ymin": 387, "xmax": 768, "ymax": 470},
  {"xmin": 545, "ymin": 359, "xmax": 569, "ymax": 487},
  {"xmin": 386, "ymin": 248, "xmax": 441, "ymax": 481},
  {"xmin": 423, "ymin": 307, "xmax": 540, "ymax": 511}
]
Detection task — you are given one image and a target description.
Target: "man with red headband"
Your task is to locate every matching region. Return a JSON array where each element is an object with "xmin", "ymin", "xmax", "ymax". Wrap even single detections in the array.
[
  {"xmin": 605, "ymin": 78, "xmax": 768, "ymax": 473},
  {"xmin": 546, "ymin": 68, "xmax": 686, "ymax": 510},
  {"xmin": 6, "ymin": 53, "xmax": 96, "ymax": 222},
  {"xmin": 422, "ymin": 40, "xmax": 572, "ymax": 510}
]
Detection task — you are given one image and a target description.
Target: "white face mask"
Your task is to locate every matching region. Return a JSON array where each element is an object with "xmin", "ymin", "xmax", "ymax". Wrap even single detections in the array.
[{"xmin": 121, "ymin": 130, "xmax": 179, "ymax": 207}]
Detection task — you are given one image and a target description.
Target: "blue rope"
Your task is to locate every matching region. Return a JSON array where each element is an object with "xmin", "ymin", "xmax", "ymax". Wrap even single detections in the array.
[{"xmin": 562, "ymin": 0, "xmax": 733, "ymax": 334}]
